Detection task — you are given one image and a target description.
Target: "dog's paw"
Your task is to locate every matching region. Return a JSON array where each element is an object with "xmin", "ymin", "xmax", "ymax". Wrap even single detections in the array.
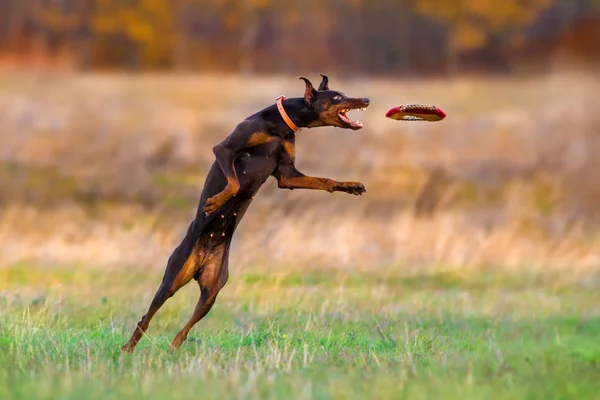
[
  {"xmin": 203, "ymin": 195, "xmax": 223, "ymax": 215},
  {"xmin": 337, "ymin": 181, "xmax": 366, "ymax": 196},
  {"xmin": 120, "ymin": 344, "xmax": 135, "ymax": 354}
]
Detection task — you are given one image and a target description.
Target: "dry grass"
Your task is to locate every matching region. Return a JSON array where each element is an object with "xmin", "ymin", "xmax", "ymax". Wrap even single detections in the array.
[
  {"xmin": 2, "ymin": 203, "xmax": 600, "ymax": 278},
  {"xmin": 1, "ymin": 71, "xmax": 600, "ymax": 276}
]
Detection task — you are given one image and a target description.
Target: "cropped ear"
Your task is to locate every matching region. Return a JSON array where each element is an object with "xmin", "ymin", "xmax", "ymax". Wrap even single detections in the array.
[
  {"xmin": 318, "ymin": 74, "xmax": 329, "ymax": 91},
  {"xmin": 299, "ymin": 77, "xmax": 318, "ymax": 104}
]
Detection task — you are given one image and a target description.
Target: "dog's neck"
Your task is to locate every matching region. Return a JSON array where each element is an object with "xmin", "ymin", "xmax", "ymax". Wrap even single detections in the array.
[{"xmin": 262, "ymin": 97, "xmax": 319, "ymax": 136}]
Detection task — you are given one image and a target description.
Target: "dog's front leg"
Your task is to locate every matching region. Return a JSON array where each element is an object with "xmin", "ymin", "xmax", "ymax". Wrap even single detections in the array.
[
  {"xmin": 274, "ymin": 164, "xmax": 366, "ymax": 196},
  {"xmin": 279, "ymin": 175, "xmax": 366, "ymax": 195},
  {"xmin": 204, "ymin": 144, "xmax": 241, "ymax": 215}
]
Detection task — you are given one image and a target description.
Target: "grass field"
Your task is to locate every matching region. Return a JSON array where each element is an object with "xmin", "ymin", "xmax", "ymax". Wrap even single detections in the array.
[
  {"xmin": 1, "ymin": 72, "xmax": 600, "ymax": 399},
  {"xmin": 2, "ymin": 263, "xmax": 600, "ymax": 399}
]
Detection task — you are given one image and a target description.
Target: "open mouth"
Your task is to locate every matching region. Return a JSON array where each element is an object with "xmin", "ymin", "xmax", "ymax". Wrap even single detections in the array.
[{"xmin": 338, "ymin": 107, "xmax": 368, "ymax": 129}]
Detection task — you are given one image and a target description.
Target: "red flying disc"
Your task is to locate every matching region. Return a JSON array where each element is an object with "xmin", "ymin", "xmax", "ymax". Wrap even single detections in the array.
[{"xmin": 386, "ymin": 104, "xmax": 447, "ymax": 122}]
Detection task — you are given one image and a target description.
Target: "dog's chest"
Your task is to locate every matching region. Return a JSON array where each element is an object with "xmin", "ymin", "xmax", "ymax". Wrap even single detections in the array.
[
  {"xmin": 234, "ymin": 140, "xmax": 281, "ymax": 188},
  {"xmin": 240, "ymin": 139, "xmax": 286, "ymax": 166}
]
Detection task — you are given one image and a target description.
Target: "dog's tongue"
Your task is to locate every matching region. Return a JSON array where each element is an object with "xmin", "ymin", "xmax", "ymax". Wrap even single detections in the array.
[{"xmin": 340, "ymin": 111, "xmax": 362, "ymax": 127}]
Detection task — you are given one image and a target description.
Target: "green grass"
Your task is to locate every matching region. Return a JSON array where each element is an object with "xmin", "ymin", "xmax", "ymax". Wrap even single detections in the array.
[{"xmin": 1, "ymin": 264, "xmax": 600, "ymax": 399}]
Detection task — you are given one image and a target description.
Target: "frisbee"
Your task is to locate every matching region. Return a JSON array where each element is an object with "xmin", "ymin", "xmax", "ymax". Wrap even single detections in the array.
[{"xmin": 385, "ymin": 104, "xmax": 446, "ymax": 122}]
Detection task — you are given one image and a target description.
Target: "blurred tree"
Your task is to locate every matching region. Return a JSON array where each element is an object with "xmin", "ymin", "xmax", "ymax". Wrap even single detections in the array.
[
  {"xmin": 92, "ymin": 0, "xmax": 175, "ymax": 69},
  {"xmin": 359, "ymin": 0, "xmax": 419, "ymax": 75},
  {"xmin": 417, "ymin": 0, "xmax": 552, "ymax": 76},
  {"xmin": 0, "ymin": 0, "xmax": 597, "ymax": 74},
  {"xmin": 0, "ymin": 0, "xmax": 26, "ymax": 52}
]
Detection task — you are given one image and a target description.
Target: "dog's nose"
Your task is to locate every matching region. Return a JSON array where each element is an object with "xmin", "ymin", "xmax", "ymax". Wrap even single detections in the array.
[{"xmin": 363, "ymin": 98, "xmax": 370, "ymax": 105}]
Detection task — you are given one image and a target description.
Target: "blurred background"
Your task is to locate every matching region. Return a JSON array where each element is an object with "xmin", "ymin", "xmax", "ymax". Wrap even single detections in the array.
[{"xmin": 1, "ymin": 0, "xmax": 600, "ymax": 275}]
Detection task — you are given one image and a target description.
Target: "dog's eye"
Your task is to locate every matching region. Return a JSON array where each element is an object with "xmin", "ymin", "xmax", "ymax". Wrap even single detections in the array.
[{"xmin": 333, "ymin": 95, "xmax": 342, "ymax": 101}]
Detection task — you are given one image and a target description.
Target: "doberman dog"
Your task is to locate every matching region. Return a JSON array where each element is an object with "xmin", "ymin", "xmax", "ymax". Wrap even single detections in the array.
[{"xmin": 121, "ymin": 75, "xmax": 370, "ymax": 352}]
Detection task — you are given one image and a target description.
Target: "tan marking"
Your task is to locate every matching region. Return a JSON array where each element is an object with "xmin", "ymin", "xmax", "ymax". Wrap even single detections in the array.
[
  {"xmin": 283, "ymin": 141, "xmax": 296, "ymax": 159},
  {"xmin": 306, "ymin": 120, "xmax": 322, "ymax": 128},
  {"xmin": 226, "ymin": 176, "xmax": 240, "ymax": 192},
  {"xmin": 197, "ymin": 244, "xmax": 227, "ymax": 289},
  {"xmin": 248, "ymin": 132, "xmax": 277, "ymax": 147},
  {"xmin": 206, "ymin": 177, "xmax": 239, "ymax": 209},
  {"xmin": 278, "ymin": 176, "xmax": 337, "ymax": 192},
  {"xmin": 173, "ymin": 243, "xmax": 204, "ymax": 288}
]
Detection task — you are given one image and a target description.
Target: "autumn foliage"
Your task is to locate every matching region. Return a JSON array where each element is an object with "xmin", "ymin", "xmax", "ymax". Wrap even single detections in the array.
[{"xmin": 1, "ymin": 0, "xmax": 599, "ymax": 75}]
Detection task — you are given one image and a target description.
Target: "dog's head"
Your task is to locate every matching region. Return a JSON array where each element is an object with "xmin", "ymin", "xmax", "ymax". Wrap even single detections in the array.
[{"xmin": 299, "ymin": 75, "xmax": 370, "ymax": 130}]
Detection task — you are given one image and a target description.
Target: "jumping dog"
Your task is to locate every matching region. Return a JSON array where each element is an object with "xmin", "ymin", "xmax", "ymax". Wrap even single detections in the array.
[{"xmin": 121, "ymin": 75, "xmax": 370, "ymax": 352}]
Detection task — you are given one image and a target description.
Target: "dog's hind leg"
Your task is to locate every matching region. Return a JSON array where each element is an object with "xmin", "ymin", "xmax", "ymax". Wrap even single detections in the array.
[
  {"xmin": 170, "ymin": 243, "xmax": 230, "ymax": 350},
  {"xmin": 121, "ymin": 242, "xmax": 203, "ymax": 353}
]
